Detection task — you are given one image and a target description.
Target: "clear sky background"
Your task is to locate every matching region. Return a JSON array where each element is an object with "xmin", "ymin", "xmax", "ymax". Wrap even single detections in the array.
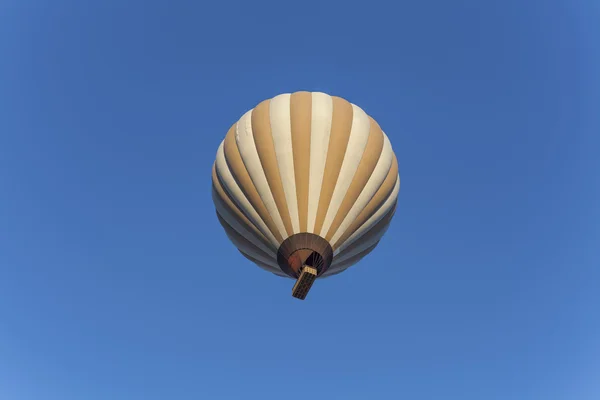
[{"xmin": 1, "ymin": 1, "xmax": 599, "ymax": 399}]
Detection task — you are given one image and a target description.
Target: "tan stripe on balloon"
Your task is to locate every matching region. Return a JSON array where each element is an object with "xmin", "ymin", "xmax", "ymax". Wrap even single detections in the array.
[
  {"xmin": 211, "ymin": 165, "xmax": 276, "ymax": 252},
  {"xmin": 213, "ymin": 188, "xmax": 275, "ymax": 256},
  {"xmin": 216, "ymin": 213, "xmax": 277, "ymax": 266},
  {"xmin": 332, "ymin": 155, "xmax": 398, "ymax": 250},
  {"xmin": 223, "ymin": 124, "xmax": 284, "ymax": 244},
  {"xmin": 334, "ymin": 202, "xmax": 397, "ymax": 260},
  {"xmin": 327, "ymin": 241, "xmax": 380, "ymax": 274},
  {"xmin": 335, "ymin": 175, "xmax": 399, "ymax": 258},
  {"xmin": 313, "ymin": 96, "xmax": 354, "ymax": 235},
  {"xmin": 251, "ymin": 100, "xmax": 294, "ymax": 237},
  {"xmin": 290, "ymin": 91, "xmax": 312, "ymax": 233},
  {"xmin": 324, "ymin": 117, "xmax": 384, "ymax": 241}
]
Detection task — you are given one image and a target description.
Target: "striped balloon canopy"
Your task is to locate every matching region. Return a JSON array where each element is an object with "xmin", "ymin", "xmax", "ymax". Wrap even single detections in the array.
[{"xmin": 211, "ymin": 91, "xmax": 400, "ymax": 299}]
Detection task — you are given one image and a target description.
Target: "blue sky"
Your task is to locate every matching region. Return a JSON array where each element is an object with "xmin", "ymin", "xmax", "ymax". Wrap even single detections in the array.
[{"xmin": 1, "ymin": 1, "xmax": 599, "ymax": 399}]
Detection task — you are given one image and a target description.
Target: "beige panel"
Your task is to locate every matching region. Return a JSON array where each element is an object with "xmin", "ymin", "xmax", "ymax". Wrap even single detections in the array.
[
  {"xmin": 215, "ymin": 142, "xmax": 279, "ymax": 247},
  {"xmin": 235, "ymin": 110, "xmax": 288, "ymax": 239},
  {"xmin": 329, "ymin": 133, "xmax": 394, "ymax": 246},
  {"xmin": 290, "ymin": 91, "xmax": 312, "ymax": 233},
  {"xmin": 223, "ymin": 124, "xmax": 284, "ymax": 244},
  {"xmin": 336, "ymin": 175, "xmax": 399, "ymax": 258},
  {"xmin": 306, "ymin": 92, "xmax": 334, "ymax": 233},
  {"xmin": 269, "ymin": 94, "xmax": 300, "ymax": 233},
  {"xmin": 324, "ymin": 117, "xmax": 384, "ymax": 241},
  {"xmin": 334, "ymin": 202, "xmax": 397, "ymax": 261},
  {"xmin": 212, "ymin": 167, "xmax": 276, "ymax": 253},
  {"xmin": 251, "ymin": 100, "xmax": 294, "ymax": 237},
  {"xmin": 319, "ymin": 104, "xmax": 371, "ymax": 237},
  {"xmin": 325, "ymin": 241, "xmax": 380, "ymax": 275},
  {"xmin": 216, "ymin": 214, "xmax": 279, "ymax": 267},
  {"xmin": 313, "ymin": 96, "xmax": 354, "ymax": 235},
  {"xmin": 332, "ymin": 154, "xmax": 398, "ymax": 250}
]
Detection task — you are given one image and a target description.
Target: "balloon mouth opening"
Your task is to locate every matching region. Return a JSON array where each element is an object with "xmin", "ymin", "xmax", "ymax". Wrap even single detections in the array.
[
  {"xmin": 287, "ymin": 249, "xmax": 325, "ymax": 276},
  {"xmin": 276, "ymin": 233, "xmax": 333, "ymax": 279}
]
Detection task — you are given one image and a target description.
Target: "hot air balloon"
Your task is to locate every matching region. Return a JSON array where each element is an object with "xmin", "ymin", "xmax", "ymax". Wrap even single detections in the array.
[{"xmin": 211, "ymin": 91, "xmax": 400, "ymax": 300}]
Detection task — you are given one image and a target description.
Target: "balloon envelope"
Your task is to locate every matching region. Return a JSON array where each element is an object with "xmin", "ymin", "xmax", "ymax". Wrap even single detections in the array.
[{"xmin": 212, "ymin": 91, "xmax": 399, "ymax": 282}]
